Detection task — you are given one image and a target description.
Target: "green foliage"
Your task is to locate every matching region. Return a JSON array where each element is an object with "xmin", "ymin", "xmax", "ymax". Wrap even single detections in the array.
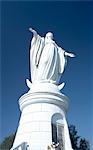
[
  {"xmin": 69, "ymin": 125, "xmax": 80, "ymax": 150},
  {"xmin": 79, "ymin": 138, "xmax": 90, "ymax": 150},
  {"xmin": 0, "ymin": 125, "xmax": 90, "ymax": 150},
  {"xmin": 69, "ymin": 125, "xmax": 90, "ymax": 150},
  {"xmin": 0, "ymin": 134, "xmax": 15, "ymax": 150}
]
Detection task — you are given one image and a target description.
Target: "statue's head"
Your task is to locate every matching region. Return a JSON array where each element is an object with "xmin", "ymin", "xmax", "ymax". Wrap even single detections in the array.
[{"xmin": 45, "ymin": 32, "xmax": 53, "ymax": 40}]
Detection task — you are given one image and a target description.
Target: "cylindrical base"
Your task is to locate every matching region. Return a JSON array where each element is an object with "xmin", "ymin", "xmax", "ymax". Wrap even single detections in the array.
[{"xmin": 11, "ymin": 83, "xmax": 73, "ymax": 150}]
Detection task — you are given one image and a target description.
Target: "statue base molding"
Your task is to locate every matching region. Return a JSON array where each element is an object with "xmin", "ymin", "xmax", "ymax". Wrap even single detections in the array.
[{"xmin": 11, "ymin": 83, "xmax": 73, "ymax": 150}]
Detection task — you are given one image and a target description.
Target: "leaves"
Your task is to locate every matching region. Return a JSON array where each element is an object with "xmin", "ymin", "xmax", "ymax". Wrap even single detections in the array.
[
  {"xmin": 0, "ymin": 134, "xmax": 15, "ymax": 150},
  {"xmin": 79, "ymin": 138, "xmax": 90, "ymax": 150},
  {"xmin": 0, "ymin": 125, "xmax": 90, "ymax": 150},
  {"xmin": 69, "ymin": 125, "xmax": 90, "ymax": 150}
]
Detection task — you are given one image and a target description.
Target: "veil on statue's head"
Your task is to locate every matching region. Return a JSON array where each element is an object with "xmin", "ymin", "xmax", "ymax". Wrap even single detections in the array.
[{"xmin": 45, "ymin": 32, "xmax": 53, "ymax": 40}]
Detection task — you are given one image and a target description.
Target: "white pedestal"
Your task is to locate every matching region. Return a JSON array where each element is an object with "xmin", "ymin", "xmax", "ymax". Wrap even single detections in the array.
[{"xmin": 11, "ymin": 83, "xmax": 73, "ymax": 150}]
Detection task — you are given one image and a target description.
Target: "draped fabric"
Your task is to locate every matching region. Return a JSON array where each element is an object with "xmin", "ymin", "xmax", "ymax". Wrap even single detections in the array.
[
  {"xmin": 36, "ymin": 40, "xmax": 59, "ymax": 83},
  {"xmin": 30, "ymin": 35, "xmax": 44, "ymax": 82},
  {"xmin": 58, "ymin": 47, "xmax": 67, "ymax": 74},
  {"xmin": 30, "ymin": 34, "xmax": 67, "ymax": 84}
]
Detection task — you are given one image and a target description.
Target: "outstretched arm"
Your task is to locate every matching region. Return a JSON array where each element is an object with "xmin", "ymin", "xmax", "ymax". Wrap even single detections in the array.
[
  {"xmin": 65, "ymin": 51, "xmax": 75, "ymax": 57},
  {"xmin": 58, "ymin": 46, "xmax": 75, "ymax": 57},
  {"xmin": 29, "ymin": 27, "xmax": 37, "ymax": 36}
]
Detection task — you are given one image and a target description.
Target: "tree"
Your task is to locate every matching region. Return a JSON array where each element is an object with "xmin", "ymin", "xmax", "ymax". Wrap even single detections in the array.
[
  {"xmin": 0, "ymin": 125, "xmax": 90, "ymax": 150},
  {"xmin": 0, "ymin": 134, "xmax": 15, "ymax": 150},
  {"xmin": 69, "ymin": 125, "xmax": 90, "ymax": 150},
  {"xmin": 79, "ymin": 138, "xmax": 90, "ymax": 150},
  {"xmin": 69, "ymin": 125, "xmax": 80, "ymax": 150}
]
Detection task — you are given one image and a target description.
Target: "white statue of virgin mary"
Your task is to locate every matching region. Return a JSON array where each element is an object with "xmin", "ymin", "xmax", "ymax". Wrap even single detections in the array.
[{"xmin": 27, "ymin": 28, "xmax": 75, "ymax": 87}]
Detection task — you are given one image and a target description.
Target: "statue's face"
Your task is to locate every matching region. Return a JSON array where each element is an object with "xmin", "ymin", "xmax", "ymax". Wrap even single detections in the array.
[{"xmin": 45, "ymin": 32, "xmax": 53, "ymax": 40}]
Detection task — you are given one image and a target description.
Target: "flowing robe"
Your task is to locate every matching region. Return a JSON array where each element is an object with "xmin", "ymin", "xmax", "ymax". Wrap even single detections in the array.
[{"xmin": 30, "ymin": 34, "xmax": 66, "ymax": 84}]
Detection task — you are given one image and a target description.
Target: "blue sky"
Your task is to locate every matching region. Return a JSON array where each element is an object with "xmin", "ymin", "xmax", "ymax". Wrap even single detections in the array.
[{"xmin": 1, "ymin": 1, "xmax": 93, "ymax": 148}]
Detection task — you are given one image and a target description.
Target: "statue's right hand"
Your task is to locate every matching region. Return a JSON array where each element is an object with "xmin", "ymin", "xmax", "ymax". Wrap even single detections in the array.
[
  {"xmin": 29, "ymin": 27, "xmax": 33, "ymax": 32},
  {"xmin": 29, "ymin": 28, "xmax": 37, "ymax": 35}
]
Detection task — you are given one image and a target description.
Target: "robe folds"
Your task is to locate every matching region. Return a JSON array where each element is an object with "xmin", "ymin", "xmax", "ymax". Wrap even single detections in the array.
[{"xmin": 30, "ymin": 34, "xmax": 66, "ymax": 84}]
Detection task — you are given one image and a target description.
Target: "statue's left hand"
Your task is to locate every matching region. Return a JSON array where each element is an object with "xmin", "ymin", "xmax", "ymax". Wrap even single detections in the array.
[
  {"xmin": 65, "ymin": 52, "xmax": 75, "ymax": 57},
  {"xmin": 68, "ymin": 53, "xmax": 75, "ymax": 57}
]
